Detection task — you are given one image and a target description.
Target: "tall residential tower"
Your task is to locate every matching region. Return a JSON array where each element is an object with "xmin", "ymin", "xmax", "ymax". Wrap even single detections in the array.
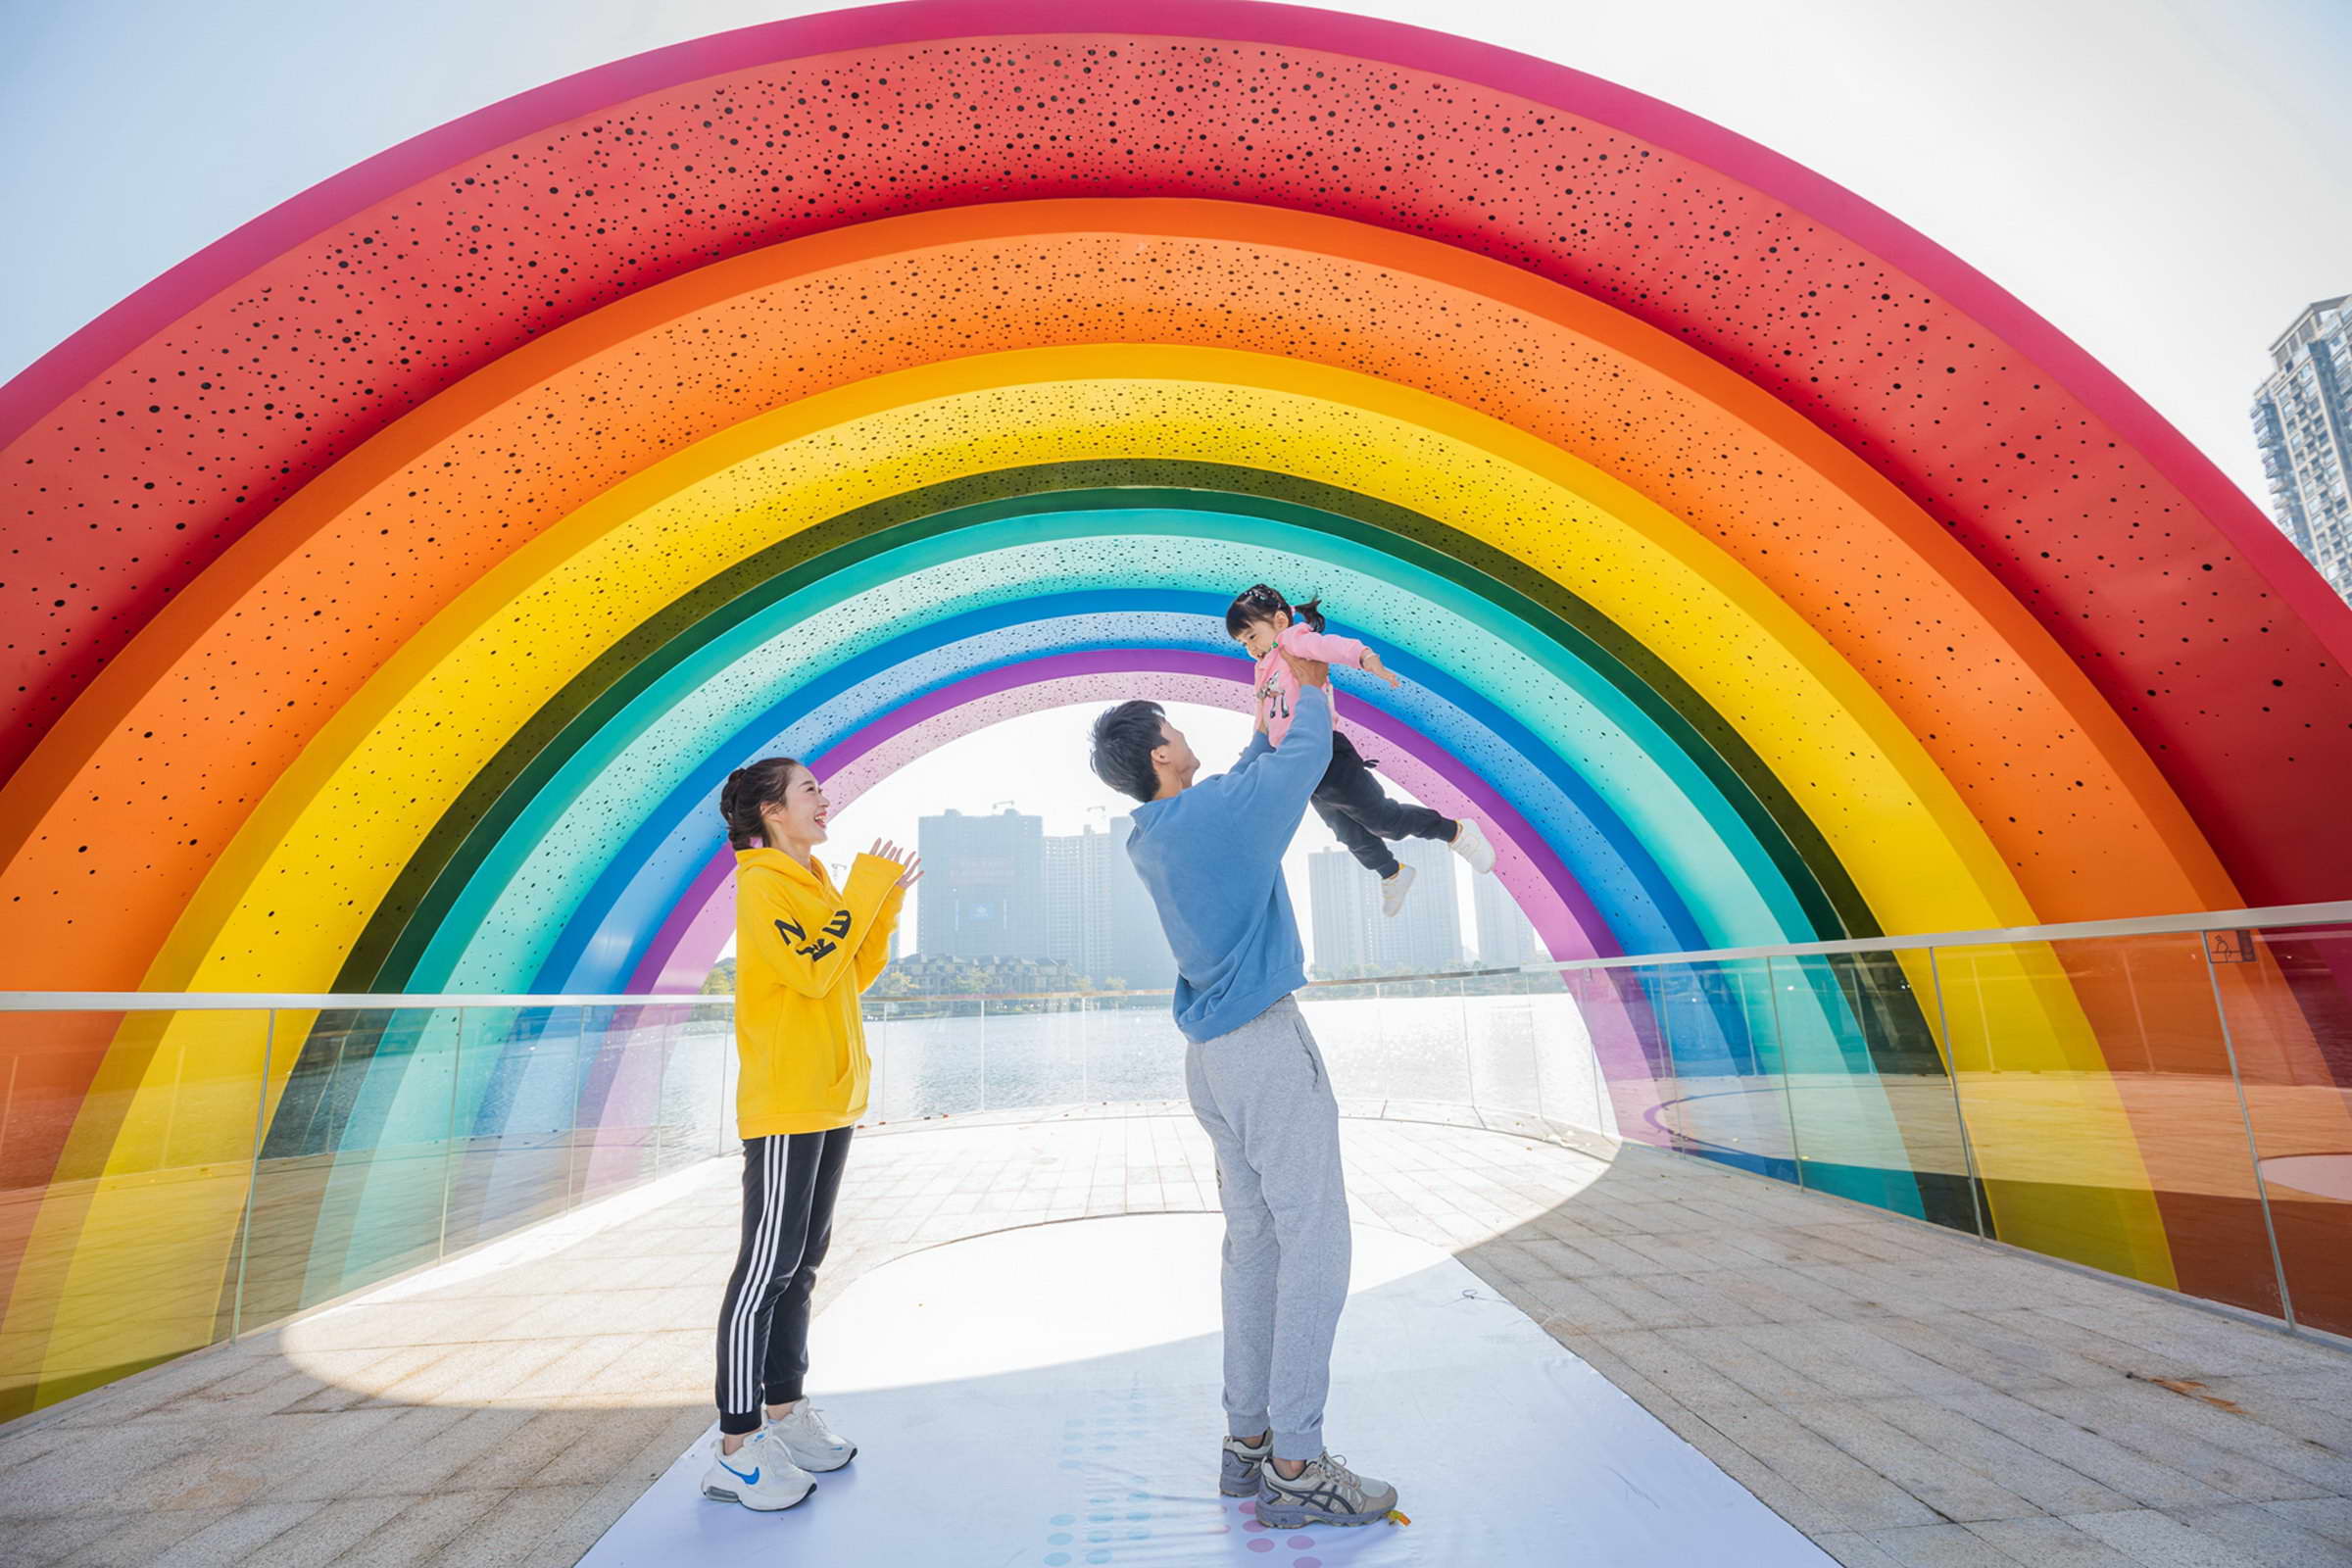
[{"xmin": 2251, "ymin": 296, "xmax": 2352, "ymax": 602}]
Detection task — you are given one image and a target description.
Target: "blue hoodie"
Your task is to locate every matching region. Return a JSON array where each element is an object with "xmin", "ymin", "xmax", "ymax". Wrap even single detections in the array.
[{"xmin": 1124, "ymin": 683, "xmax": 1334, "ymax": 1043}]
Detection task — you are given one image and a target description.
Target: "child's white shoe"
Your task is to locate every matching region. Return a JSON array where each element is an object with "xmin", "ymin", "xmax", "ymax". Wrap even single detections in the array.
[
  {"xmin": 702, "ymin": 1429, "xmax": 816, "ymax": 1510},
  {"xmin": 1381, "ymin": 863, "xmax": 1416, "ymax": 917},
  {"xmin": 1448, "ymin": 818, "xmax": 1495, "ymax": 873},
  {"xmin": 768, "ymin": 1399, "xmax": 857, "ymax": 1472}
]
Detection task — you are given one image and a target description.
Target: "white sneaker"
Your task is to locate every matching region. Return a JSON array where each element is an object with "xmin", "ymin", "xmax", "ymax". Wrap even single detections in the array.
[
  {"xmin": 1380, "ymin": 863, "xmax": 1416, "ymax": 917},
  {"xmin": 1448, "ymin": 817, "xmax": 1495, "ymax": 873},
  {"xmin": 767, "ymin": 1399, "xmax": 857, "ymax": 1473},
  {"xmin": 702, "ymin": 1428, "xmax": 815, "ymax": 1510}
]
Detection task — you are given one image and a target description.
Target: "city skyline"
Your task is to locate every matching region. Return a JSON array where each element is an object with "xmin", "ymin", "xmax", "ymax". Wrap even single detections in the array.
[{"xmin": 721, "ymin": 698, "xmax": 1502, "ymax": 972}]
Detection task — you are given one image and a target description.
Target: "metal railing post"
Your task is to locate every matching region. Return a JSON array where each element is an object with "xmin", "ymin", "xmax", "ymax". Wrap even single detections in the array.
[
  {"xmin": 564, "ymin": 1005, "xmax": 591, "ymax": 1210},
  {"xmin": 1924, "ymin": 950, "xmax": 1987, "ymax": 1239},
  {"xmin": 437, "ymin": 1009, "xmax": 465, "ymax": 1263},
  {"xmin": 231, "ymin": 1007, "xmax": 274, "ymax": 1341},
  {"xmin": 1454, "ymin": 973, "xmax": 1476, "ymax": 1116},
  {"xmin": 2201, "ymin": 933, "xmax": 2296, "ymax": 1328},
  {"xmin": 1762, "ymin": 958, "xmax": 1803, "ymax": 1190},
  {"xmin": 652, "ymin": 1014, "xmax": 670, "ymax": 1175}
]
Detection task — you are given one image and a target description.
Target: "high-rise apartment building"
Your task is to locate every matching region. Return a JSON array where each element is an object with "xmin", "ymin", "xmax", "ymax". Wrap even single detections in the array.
[
  {"xmin": 1041, "ymin": 829, "xmax": 1104, "ymax": 978},
  {"xmin": 1379, "ymin": 836, "xmax": 1465, "ymax": 974},
  {"xmin": 916, "ymin": 808, "xmax": 1046, "ymax": 960},
  {"xmin": 919, "ymin": 811, "xmax": 1176, "ymax": 990},
  {"xmin": 1472, "ymin": 868, "xmax": 1545, "ymax": 968},
  {"xmin": 1307, "ymin": 837, "xmax": 1463, "ymax": 978},
  {"xmin": 2251, "ymin": 296, "xmax": 2352, "ymax": 602},
  {"xmin": 1307, "ymin": 848, "xmax": 1375, "ymax": 979}
]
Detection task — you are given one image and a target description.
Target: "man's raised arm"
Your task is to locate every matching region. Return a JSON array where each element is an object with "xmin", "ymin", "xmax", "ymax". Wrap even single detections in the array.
[{"xmin": 1210, "ymin": 670, "xmax": 1333, "ymax": 862}]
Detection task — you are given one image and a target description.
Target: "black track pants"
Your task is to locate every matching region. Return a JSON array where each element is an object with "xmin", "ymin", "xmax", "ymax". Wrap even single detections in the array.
[
  {"xmin": 1310, "ymin": 732, "xmax": 1455, "ymax": 878},
  {"xmin": 713, "ymin": 1125, "xmax": 854, "ymax": 1434}
]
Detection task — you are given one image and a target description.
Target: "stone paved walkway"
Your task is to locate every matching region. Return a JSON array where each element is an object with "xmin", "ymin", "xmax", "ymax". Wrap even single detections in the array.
[{"xmin": 3, "ymin": 1108, "xmax": 2350, "ymax": 1567}]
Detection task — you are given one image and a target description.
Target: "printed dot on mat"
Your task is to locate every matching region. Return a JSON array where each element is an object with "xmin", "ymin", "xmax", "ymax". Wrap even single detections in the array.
[
  {"xmin": 1249, "ymin": 1542, "xmax": 1277, "ymax": 1555},
  {"xmin": 1298, "ymin": 1559, "xmax": 1323, "ymax": 1567},
  {"xmin": 1044, "ymin": 1556, "xmax": 1069, "ymax": 1567},
  {"xmin": 1289, "ymin": 1536, "xmax": 1315, "ymax": 1548},
  {"xmin": 1048, "ymin": 1535, "xmax": 1072, "ymax": 1546},
  {"xmin": 1051, "ymin": 1514, "xmax": 1075, "ymax": 1526},
  {"xmin": 1088, "ymin": 1554, "xmax": 1113, "ymax": 1566}
]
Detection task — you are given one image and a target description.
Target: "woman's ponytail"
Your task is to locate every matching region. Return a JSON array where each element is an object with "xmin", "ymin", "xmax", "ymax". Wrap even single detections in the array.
[{"xmin": 719, "ymin": 757, "xmax": 801, "ymax": 850}]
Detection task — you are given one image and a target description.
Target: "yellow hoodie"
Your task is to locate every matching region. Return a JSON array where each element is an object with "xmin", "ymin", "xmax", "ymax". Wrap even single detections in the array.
[{"xmin": 732, "ymin": 846, "xmax": 906, "ymax": 1139}]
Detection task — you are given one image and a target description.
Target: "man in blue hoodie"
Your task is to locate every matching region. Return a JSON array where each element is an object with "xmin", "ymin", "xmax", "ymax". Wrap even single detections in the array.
[{"xmin": 1088, "ymin": 649, "xmax": 1399, "ymax": 1531}]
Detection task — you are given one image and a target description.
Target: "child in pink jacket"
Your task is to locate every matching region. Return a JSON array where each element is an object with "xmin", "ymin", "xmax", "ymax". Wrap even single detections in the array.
[{"xmin": 1224, "ymin": 584, "xmax": 1494, "ymax": 916}]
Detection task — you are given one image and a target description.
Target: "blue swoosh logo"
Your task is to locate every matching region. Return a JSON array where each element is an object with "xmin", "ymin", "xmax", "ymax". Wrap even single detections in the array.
[{"xmin": 719, "ymin": 1458, "xmax": 760, "ymax": 1485}]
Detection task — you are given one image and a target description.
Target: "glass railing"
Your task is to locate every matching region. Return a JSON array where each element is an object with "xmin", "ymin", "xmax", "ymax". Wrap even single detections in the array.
[
  {"xmin": 857, "ymin": 968, "xmax": 1593, "ymax": 1140},
  {"xmin": 1544, "ymin": 902, "xmax": 2352, "ymax": 1340},
  {"xmin": 0, "ymin": 995, "xmax": 728, "ymax": 1420},
  {"xmin": 11, "ymin": 902, "xmax": 2348, "ymax": 1418}
]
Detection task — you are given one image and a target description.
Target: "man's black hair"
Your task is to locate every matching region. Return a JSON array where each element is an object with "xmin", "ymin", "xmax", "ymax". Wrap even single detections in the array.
[{"xmin": 1090, "ymin": 699, "xmax": 1168, "ymax": 804}]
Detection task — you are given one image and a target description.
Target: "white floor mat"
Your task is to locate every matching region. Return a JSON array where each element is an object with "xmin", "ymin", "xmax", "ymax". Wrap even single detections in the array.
[{"xmin": 581, "ymin": 1213, "xmax": 1831, "ymax": 1566}]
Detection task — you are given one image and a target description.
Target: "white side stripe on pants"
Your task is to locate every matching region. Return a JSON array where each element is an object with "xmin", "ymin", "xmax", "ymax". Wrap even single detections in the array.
[{"xmin": 722, "ymin": 1135, "xmax": 788, "ymax": 1414}]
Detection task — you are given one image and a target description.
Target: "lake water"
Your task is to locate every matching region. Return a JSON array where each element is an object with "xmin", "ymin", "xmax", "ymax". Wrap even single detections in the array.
[{"xmin": 662, "ymin": 990, "xmax": 1609, "ymax": 1149}]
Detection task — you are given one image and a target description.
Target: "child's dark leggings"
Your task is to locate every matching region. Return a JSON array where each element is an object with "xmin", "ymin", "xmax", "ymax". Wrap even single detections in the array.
[
  {"xmin": 714, "ymin": 1125, "xmax": 853, "ymax": 1434},
  {"xmin": 1311, "ymin": 732, "xmax": 1455, "ymax": 879}
]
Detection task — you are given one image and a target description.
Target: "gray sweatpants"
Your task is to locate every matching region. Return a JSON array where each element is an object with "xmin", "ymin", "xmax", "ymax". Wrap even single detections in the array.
[{"xmin": 1183, "ymin": 992, "xmax": 1351, "ymax": 1463}]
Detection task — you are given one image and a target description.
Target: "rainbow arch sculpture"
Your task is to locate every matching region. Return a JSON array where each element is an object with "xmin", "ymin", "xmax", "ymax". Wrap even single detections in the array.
[{"xmin": 4, "ymin": 0, "xmax": 2351, "ymax": 1414}]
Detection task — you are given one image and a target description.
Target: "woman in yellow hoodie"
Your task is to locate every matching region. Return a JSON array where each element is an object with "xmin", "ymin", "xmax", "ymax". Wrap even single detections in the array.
[{"xmin": 703, "ymin": 755, "xmax": 918, "ymax": 1513}]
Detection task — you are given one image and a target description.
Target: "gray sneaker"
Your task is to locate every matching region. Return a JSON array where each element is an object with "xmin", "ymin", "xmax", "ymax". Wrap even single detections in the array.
[
  {"xmin": 1220, "ymin": 1434, "xmax": 1270, "ymax": 1497},
  {"xmin": 1256, "ymin": 1451, "xmax": 1398, "ymax": 1528}
]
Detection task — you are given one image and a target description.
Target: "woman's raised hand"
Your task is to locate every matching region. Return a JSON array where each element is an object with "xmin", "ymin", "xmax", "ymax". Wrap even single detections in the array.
[{"xmin": 866, "ymin": 840, "xmax": 924, "ymax": 888}]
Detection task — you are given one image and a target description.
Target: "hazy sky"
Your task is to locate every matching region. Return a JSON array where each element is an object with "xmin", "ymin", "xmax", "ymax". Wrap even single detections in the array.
[
  {"xmin": 5, "ymin": 0, "xmax": 2347, "ymax": 504},
  {"xmin": 6, "ymin": 1, "xmax": 2346, "ymax": 964}
]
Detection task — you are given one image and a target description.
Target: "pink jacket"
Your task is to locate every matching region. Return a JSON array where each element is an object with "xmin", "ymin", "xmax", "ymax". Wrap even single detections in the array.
[{"xmin": 1253, "ymin": 621, "xmax": 1368, "ymax": 745}]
